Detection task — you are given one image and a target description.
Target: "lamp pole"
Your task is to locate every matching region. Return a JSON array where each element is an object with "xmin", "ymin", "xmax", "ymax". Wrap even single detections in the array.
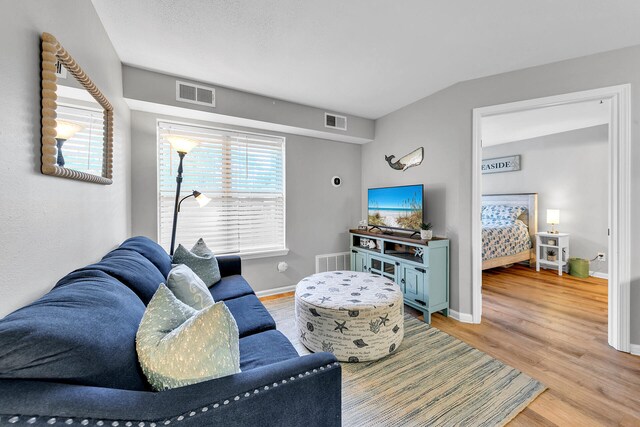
[{"xmin": 169, "ymin": 151, "xmax": 186, "ymax": 256}]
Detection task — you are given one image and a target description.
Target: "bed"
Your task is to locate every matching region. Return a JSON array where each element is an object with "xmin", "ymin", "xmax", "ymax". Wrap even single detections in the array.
[{"xmin": 482, "ymin": 193, "xmax": 537, "ymax": 270}]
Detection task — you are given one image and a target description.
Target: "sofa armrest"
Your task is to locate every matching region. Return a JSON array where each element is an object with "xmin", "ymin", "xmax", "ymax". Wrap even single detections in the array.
[
  {"xmin": 217, "ymin": 255, "xmax": 241, "ymax": 277},
  {"xmin": 0, "ymin": 353, "xmax": 340, "ymax": 426}
]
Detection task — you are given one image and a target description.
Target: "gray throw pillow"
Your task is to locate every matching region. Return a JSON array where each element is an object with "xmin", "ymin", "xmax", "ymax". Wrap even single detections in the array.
[
  {"xmin": 166, "ymin": 264, "xmax": 214, "ymax": 310},
  {"xmin": 172, "ymin": 238, "xmax": 221, "ymax": 287},
  {"xmin": 136, "ymin": 284, "xmax": 240, "ymax": 391}
]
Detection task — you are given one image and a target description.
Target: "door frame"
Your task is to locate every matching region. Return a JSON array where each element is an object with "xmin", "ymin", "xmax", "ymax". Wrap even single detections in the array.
[{"xmin": 471, "ymin": 84, "xmax": 631, "ymax": 352}]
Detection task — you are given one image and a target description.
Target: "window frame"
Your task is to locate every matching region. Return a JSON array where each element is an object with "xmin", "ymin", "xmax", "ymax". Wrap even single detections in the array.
[{"xmin": 156, "ymin": 119, "xmax": 288, "ymax": 259}]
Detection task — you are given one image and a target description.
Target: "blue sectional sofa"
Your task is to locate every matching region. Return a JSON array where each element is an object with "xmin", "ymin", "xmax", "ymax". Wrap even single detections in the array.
[{"xmin": 0, "ymin": 237, "xmax": 341, "ymax": 426}]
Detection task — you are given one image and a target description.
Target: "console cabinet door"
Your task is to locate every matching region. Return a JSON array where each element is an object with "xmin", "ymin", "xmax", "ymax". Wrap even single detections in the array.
[
  {"xmin": 368, "ymin": 254, "xmax": 384, "ymax": 275},
  {"xmin": 352, "ymin": 251, "xmax": 367, "ymax": 273},
  {"xmin": 401, "ymin": 265, "xmax": 424, "ymax": 304}
]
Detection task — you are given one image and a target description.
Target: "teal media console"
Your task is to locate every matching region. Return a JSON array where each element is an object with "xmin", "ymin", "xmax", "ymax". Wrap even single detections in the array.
[{"xmin": 349, "ymin": 229, "xmax": 449, "ymax": 323}]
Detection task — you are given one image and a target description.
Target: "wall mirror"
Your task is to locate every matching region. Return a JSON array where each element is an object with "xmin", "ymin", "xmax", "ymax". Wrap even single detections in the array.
[{"xmin": 41, "ymin": 32, "xmax": 113, "ymax": 184}]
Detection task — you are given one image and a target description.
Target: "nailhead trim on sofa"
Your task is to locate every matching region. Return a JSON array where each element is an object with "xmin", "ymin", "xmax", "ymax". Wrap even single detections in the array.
[{"xmin": 1, "ymin": 363, "xmax": 341, "ymax": 426}]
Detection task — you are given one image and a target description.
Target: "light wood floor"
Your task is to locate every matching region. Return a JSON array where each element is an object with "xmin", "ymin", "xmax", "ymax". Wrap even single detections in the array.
[
  {"xmin": 428, "ymin": 265, "xmax": 640, "ymax": 426},
  {"xmin": 262, "ymin": 266, "xmax": 640, "ymax": 426}
]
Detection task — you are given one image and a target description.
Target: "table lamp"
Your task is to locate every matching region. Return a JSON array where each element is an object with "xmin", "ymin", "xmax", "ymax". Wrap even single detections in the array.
[{"xmin": 547, "ymin": 209, "xmax": 560, "ymax": 234}]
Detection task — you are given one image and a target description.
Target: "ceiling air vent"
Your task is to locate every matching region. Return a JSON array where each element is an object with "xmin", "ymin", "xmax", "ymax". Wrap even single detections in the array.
[
  {"xmin": 176, "ymin": 80, "xmax": 216, "ymax": 107},
  {"xmin": 324, "ymin": 113, "xmax": 347, "ymax": 131}
]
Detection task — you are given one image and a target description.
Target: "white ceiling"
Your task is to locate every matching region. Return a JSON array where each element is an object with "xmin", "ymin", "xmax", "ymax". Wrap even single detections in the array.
[
  {"xmin": 481, "ymin": 99, "xmax": 610, "ymax": 147},
  {"xmin": 91, "ymin": 0, "xmax": 640, "ymax": 119}
]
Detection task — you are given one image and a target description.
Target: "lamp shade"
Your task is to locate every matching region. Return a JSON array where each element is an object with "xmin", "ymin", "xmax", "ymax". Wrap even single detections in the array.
[
  {"xmin": 193, "ymin": 191, "xmax": 211, "ymax": 208},
  {"xmin": 547, "ymin": 209, "xmax": 560, "ymax": 225},
  {"xmin": 167, "ymin": 136, "xmax": 199, "ymax": 154},
  {"xmin": 55, "ymin": 120, "xmax": 83, "ymax": 140}
]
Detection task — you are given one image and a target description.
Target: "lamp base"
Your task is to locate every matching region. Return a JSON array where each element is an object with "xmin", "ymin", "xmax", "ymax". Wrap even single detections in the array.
[{"xmin": 55, "ymin": 138, "xmax": 66, "ymax": 167}]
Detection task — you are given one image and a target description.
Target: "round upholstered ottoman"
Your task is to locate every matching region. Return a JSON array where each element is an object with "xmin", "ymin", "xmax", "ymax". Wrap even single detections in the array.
[{"xmin": 295, "ymin": 271, "xmax": 404, "ymax": 362}]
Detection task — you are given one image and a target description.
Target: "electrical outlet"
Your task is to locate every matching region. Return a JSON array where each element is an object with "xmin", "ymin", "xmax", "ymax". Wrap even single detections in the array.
[{"xmin": 597, "ymin": 252, "xmax": 606, "ymax": 262}]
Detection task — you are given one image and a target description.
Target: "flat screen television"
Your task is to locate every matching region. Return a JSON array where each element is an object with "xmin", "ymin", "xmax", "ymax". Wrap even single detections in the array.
[{"xmin": 368, "ymin": 184, "xmax": 424, "ymax": 232}]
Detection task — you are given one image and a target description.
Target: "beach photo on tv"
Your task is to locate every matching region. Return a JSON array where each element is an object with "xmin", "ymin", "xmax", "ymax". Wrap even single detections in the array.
[{"xmin": 368, "ymin": 185, "xmax": 423, "ymax": 230}]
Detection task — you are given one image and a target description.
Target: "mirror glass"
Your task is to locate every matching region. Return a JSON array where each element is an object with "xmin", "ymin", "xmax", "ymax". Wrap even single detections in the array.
[{"xmin": 55, "ymin": 89, "xmax": 105, "ymax": 176}]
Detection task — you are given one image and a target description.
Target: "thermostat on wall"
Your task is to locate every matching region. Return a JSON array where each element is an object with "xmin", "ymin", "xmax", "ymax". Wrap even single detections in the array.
[{"xmin": 331, "ymin": 176, "xmax": 342, "ymax": 187}]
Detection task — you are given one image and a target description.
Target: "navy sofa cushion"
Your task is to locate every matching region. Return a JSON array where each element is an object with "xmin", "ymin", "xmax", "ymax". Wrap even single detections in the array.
[
  {"xmin": 92, "ymin": 249, "xmax": 165, "ymax": 304},
  {"xmin": 118, "ymin": 236, "xmax": 173, "ymax": 277},
  {"xmin": 0, "ymin": 271, "xmax": 149, "ymax": 391},
  {"xmin": 224, "ymin": 294, "xmax": 277, "ymax": 338},
  {"xmin": 239, "ymin": 330, "xmax": 300, "ymax": 372},
  {"xmin": 209, "ymin": 274, "xmax": 255, "ymax": 301}
]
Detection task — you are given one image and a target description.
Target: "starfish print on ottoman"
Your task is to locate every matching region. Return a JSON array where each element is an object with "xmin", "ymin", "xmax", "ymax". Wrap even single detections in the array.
[
  {"xmin": 319, "ymin": 296, "xmax": 332, "ymax": 303},
  {"xmin": 334, "ymin": 320, "xmax": 349, "ymax": 334},
  {"xmin": 379, "ymin": 314, "xmax": 389, "ymax": 326}
]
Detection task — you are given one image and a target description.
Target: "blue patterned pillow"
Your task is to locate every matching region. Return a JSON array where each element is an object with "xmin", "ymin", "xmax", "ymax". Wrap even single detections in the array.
[
  {"xmin": 172, "ymin": 238, "xmax": 221, "ymax": 287},
  {"xmin": 482, "ymin": 205, "xmax": 527, "ymax": 223}
]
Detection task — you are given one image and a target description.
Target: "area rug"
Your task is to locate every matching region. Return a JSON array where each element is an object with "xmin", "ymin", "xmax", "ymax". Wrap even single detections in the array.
[{"xmin": 263, "ymin": 296, "xmax": 546, "ymax": 427}]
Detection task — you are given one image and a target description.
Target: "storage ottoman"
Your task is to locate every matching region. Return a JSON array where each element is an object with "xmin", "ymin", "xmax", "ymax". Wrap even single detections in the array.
[{"xmin": 295, "ymin": 271, "xmax": 404, "ymax": 362}]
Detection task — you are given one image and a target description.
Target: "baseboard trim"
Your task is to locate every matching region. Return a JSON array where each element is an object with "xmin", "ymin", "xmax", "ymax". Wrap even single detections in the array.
[
  {"xmin": 589, "ymin": 271, "xmax": 609, "ymax": 279},
  {"xmin": 255, "ymin": 284, "xmax": 296, "ymax": 298},
  {"xmin": 630, "ymin": 344, "xmax": 640, "ymax": 356},
  {"xmin": 449, "ymin": 309, "xmax": 474, "ymax": 323}
]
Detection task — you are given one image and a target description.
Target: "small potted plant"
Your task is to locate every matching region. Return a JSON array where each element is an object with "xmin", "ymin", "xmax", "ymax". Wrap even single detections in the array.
[
  {"xmin": 547, "ymin": 249, "xmax": 557, "ymax": 262},
  {"xmin": 420, "ymin": 222, "xmax": 433, "ymax": 240}
]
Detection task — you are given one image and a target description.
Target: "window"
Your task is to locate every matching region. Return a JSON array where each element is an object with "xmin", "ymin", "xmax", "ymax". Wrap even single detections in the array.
[{"xmin": 158, "ymin": 121, "xmax": 286, "ymax": 256}]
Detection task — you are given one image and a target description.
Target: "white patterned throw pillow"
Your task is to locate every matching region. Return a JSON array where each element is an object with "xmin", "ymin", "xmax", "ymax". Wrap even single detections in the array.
[
  {"xmin": 136, "ymin": 284, "xmax": 240, "ymax": 391},
  {"xmin": 167, "ymin": 264, "xmax": 214, "ymax": 310}
]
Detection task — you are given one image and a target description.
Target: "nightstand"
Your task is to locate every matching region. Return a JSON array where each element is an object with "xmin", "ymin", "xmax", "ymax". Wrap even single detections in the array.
[{"xmin": 536, "ymin": 232, "xmax": 570, "ymax": 276}]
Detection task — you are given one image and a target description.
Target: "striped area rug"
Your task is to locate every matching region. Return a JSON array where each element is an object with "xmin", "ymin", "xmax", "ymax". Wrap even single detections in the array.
[{"xmin": 263, "ymin": 296, "xmax": 546, "ymax": 426}]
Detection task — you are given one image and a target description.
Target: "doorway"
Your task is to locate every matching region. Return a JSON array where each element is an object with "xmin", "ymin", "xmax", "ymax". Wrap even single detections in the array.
[{"xmin": 471, "ymin": 85, "xmax": 631, "ymax": 352}]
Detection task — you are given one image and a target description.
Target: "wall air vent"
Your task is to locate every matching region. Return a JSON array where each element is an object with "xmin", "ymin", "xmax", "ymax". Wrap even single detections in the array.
[
  {"xmin": 324, "ymin": 113, "xmax": 347, "ymax": 131},
  {"xmin": 176, "ymin": 80, "xmax": 216, "ymax": 107}
]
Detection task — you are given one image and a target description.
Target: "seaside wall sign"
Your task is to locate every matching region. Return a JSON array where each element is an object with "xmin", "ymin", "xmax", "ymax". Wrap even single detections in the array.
[
  {"xmin": 385, "ymin": 147, "xmax": 424, "ymax": 172},
  {"xmin": 482, "ymin": 155, "xmax": 521, "ymax": 174}
]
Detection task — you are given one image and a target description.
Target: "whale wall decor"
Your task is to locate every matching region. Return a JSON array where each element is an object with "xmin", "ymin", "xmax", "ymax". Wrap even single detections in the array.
[{"xmin": 384, "ymin": 147, "xmax": 424, "ymax": 171}]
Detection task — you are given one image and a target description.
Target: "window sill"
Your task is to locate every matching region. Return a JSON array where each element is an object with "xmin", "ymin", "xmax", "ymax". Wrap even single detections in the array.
[{"xmin": 237, "ymin": 248, "xmax": 290, "ymax": 260}]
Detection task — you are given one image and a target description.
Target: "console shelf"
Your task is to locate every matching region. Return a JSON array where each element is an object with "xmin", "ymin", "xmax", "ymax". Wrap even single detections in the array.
[{"xmin": 349, "ymin": 229, "xmax": 450, "ymax": 323}]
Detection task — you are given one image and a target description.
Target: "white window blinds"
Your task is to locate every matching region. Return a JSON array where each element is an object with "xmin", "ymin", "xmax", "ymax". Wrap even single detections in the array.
[{"xmin": 158, "ymin": 121, "xmax": 286, "ymax": 255}]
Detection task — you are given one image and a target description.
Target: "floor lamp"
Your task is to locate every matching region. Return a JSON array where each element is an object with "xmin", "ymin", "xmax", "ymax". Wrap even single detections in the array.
[{"xmin": 167, "ymin": 136, "xmax": 211, "ymax": 255}]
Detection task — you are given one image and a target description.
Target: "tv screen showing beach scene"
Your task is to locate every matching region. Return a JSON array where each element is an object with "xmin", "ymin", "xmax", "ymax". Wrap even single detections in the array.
[{"xmin": 368, "ymin": 184, "xmax": 423, "ymax": 231}]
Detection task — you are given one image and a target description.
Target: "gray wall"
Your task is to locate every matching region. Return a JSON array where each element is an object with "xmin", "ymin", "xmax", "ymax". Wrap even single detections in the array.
[
  {"xmin": 0, "ymin": 1, "xmax": 132, "ymax": 317},
  {"xmin": 131, "ymin": 111, "xmax": 361, "ymax": 293},
  {"xmin": 363, "ymin": 45, "xmax": 640, "ymax": 345},
  {"xmin": 123, "ymin": 66, "xmax": 375, "ymax": 143},
  {"xmin": 483, "ymin": 125, "xmax": 609, "ymax": 274}
]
